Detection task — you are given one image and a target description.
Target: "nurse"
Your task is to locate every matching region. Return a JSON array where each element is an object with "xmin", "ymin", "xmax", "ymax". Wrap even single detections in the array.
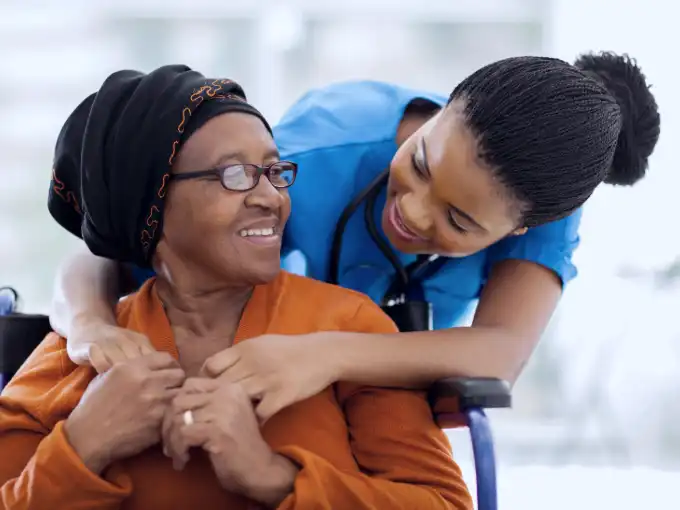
[{"xmin": 50, "ymin": 52, "xmax": 660, "ymax": 421}]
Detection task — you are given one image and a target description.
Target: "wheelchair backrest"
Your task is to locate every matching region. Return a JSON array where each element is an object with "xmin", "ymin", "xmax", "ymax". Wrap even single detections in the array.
[{"xmin": 0, "ymin": 287, "xmax": 52, "ymax": 387}]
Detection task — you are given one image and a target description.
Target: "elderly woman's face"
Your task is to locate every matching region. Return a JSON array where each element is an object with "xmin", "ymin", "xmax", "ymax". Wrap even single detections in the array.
[{"xmin": 159, "ymin": 112, "xmax": 290, "ymax": 286}]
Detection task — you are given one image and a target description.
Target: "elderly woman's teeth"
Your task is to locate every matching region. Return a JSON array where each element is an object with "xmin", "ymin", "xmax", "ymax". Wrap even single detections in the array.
[{"xmin": 240, "ymin": 228, "xmax": 275, "ymax": 237}]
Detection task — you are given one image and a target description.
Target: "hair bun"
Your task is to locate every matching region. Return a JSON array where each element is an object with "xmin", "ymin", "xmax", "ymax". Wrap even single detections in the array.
[{"xmin": 574, "ymin": 52, "xmax": 660, "ymax": 186}]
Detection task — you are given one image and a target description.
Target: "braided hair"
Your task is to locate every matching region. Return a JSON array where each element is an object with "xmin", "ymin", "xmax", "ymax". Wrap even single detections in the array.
[{"xmin": 449, "ymin": 52, "xmax": 660, "ymax": 227}]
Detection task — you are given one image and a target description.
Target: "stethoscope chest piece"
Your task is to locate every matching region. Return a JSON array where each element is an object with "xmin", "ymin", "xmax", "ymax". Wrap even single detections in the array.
[{"xmin": 381, "ymin": 296, "xmax": 433, "ymax": 333}]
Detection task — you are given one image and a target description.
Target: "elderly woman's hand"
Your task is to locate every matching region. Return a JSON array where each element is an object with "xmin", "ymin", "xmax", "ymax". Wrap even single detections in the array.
[
  {"xmin": 64, "ymin": 352, "xmax": 185, "ymax": 474},
  {"xmin": 200, "ymin": 333, "xmax": 343, "ymax": 423},
  {"xmin": 162, "ymin": 378, "xmax": 298, "ymax": 507}
]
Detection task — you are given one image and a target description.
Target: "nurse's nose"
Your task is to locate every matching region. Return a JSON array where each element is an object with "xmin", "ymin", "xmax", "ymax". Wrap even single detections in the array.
[{"xmin": 398, "ymin": 192, "xmax": 433, "ymax": 239}]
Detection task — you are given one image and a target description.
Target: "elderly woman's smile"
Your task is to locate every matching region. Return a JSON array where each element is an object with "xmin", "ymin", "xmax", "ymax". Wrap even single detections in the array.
[
  {"xmin": 236, "ymin": 217, "xmax": 282, "ymax": 244},
  {"xmin": 160, "ymin": 112, "xmax": 293, "ymax": 286},
  {"xmin": 238, "ymin": 226, "xmax": 277, "ymax": 240}
]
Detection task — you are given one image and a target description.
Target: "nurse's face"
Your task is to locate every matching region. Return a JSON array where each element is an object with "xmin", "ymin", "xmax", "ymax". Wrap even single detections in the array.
[{"xmin": 383, "ymin": 101, "xmax": 526, "ymax": 257}]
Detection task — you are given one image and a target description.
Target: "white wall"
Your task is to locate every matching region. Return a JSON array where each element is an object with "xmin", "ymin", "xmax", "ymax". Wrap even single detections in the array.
[{"xmin": 546, "ymin": 0, "xmax": 680, "ymax": 467}]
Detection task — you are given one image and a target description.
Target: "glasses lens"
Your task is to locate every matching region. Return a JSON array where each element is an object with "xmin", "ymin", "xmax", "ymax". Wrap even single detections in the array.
[
  {"xmin": 221, "ymin": 165, "xmax": 255, "ymax": 191},
  {"xmin": 268, "ymin": 162, "xmax": 296, "ymax": 188}
]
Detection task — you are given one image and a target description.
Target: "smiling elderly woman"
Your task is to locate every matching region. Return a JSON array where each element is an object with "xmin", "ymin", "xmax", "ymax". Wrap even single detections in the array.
[{"xmin": 0, "ymin": 66, "xmax": 472, "ymax": 509}]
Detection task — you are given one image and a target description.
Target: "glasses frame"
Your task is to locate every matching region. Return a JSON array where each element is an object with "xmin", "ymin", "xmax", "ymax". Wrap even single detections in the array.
[{"xmin": 169, "ymin": 160, "xmax": 298, "ymax": 192}]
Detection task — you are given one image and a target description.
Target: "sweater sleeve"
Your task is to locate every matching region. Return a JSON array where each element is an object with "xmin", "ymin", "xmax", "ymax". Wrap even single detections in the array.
[
  {"xmin": 275, "ymin": 300, "xmax": 473, "ymax": 510},
  {"xmin": 0, "ymin": 333, "xmax": 132, "ymax": 509}
]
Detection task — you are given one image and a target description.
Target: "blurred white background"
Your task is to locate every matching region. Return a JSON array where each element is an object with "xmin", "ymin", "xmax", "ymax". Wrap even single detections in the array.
[{"xmin": 1, "ymin": 0, "xmax": 678, "ymax": 507}]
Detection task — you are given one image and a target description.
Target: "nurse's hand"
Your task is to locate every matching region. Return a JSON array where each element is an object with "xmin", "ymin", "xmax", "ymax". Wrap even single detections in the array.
[
  {"xmin": 200, "ymin": 333, "xmax": 342, "ymax": 422},
  {"xmin": 68, "ymin": 319, "xmax": 155, "ymax": 373}
]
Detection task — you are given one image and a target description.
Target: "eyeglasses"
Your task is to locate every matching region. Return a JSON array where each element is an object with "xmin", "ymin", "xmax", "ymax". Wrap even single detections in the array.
[{"xmin": 169, "ymin": 161, "xmax": 297, "ymax": 192}]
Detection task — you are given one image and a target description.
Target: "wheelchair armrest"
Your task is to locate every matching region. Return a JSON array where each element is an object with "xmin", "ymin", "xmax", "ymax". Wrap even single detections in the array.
[
  {"xmin": 428, "ymin": 377, "xmax": 512, "ymax": 417},
  {"xmin": 0, "ymin": 313, "xmax": 52, "ymax": 374}
]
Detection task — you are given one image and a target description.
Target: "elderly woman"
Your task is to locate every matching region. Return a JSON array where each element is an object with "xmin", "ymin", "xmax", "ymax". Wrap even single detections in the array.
[{"xmin": 0, "ymin": 67, "xmax": 472, "ymax": 509}]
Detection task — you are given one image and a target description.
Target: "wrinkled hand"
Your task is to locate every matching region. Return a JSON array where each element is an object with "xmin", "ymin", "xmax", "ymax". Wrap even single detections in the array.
[
  {"xmin": 200, "ymin": 333, "xmax": 342, "ymax": 422},
  {"xmin": 68, "ymin": 319, "xmax": 155, "ymax": 373},
  {"xmin": 65, "ymin": 352, "xmax": 185, "ymax": 474},
  {"xmin": 163, "ymin": 378, "xmax": 297, "ymax": 506}
]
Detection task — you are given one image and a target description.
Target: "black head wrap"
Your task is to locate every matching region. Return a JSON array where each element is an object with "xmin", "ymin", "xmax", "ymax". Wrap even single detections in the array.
[{"xmin": 48, "ymin": 64, "xmax": 271, "ymax": 268}]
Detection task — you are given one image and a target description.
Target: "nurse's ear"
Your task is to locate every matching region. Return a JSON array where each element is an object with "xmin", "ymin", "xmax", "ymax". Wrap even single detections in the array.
[{"xmin": 396, "ymin": 100, "xmax": 441, "ymax": 147}]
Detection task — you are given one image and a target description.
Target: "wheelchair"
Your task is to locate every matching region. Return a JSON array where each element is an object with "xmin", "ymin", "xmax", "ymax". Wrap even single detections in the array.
[{"xmin": 0, "ymin": 285, "xmax": 511, "ymax": 510}]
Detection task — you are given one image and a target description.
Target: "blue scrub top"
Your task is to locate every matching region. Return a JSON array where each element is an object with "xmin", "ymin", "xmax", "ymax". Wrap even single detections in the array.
[{"xmin": 133, "ymin": 80, "xmax": 581, "ymax": 329}]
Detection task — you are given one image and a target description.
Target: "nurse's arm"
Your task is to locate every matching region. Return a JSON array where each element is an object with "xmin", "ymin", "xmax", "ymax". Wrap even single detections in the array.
[
  {"xmin": 50, "ymin": 246, "xmax": 137, "ymax": 361},
  {"xmin": 338, "ymin": 259, "xmax": 561, "ymax": 386},
  {"xmin": 275, "ymin": 301, "xmax": 473, "ymax": 510}
]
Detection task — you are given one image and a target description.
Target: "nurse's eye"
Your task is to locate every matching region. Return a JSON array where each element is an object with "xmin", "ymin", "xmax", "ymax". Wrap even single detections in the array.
[
  {"xmin": 410, "ymin": 153, "xmax": 428, "ymax": 180},
  {"xmin": 448, "ymin": 212, "xmax": 469, "ymax": 234}
]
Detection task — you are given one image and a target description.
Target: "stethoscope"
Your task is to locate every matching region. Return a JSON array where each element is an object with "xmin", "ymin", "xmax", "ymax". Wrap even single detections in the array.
[{"xmin": 327, "ymin": 169, "xmax": 447, "ymax": 332}]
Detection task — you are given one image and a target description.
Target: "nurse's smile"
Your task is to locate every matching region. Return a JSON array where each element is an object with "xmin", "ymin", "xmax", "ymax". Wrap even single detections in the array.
[
  {"xmin": 385, "ymin": 199, "xmax": 427, "ymax": 244},
  {"xmin": 383, "ymin": 106, "xmax": 523, "ymax": 258}
]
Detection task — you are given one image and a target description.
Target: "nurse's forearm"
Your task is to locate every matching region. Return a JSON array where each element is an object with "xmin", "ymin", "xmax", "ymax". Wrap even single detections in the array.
[
  {"xmin": 335, "ymin": 327, "xmax": 528, "ymax": 388},
  {"xmin": 50, "ymin": 247, "xmax": 123, "ymax": 337}
]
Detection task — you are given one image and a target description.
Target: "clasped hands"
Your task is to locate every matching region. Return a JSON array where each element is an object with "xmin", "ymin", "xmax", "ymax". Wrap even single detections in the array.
[{"xmin": 64, "ymin": 352, "xmax": 297, "ymax": 507}]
